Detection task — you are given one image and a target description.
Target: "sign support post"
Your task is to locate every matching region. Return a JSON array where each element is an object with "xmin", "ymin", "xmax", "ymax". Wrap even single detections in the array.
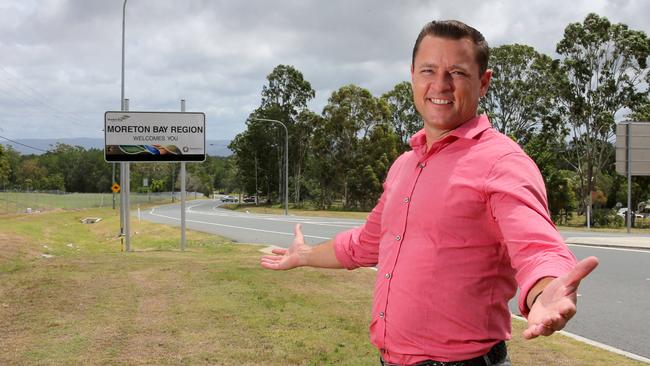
[
  {"xmin": 180, "ymin": 99, "xmax": 187, "ymax": 251},
  {"xmin": 626, "ymin": 123, "xmax": 632, "ymax": 233},
  {"xmin": 123, "ymin": 99, "xmax": 131, "ymax": 252}
]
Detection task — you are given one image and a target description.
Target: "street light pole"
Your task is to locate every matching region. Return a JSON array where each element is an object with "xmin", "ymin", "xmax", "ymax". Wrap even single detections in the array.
[
  {"xmin": 119, "ymin": 0, "xmax": 130, "ymax": 251},
  {"xmin": 121, "ymin": 0, "xmax": 127, "ymax": 111},
  {"xmin": 252, "ymin": 118, "xmax": 288, "ymax": 215}
]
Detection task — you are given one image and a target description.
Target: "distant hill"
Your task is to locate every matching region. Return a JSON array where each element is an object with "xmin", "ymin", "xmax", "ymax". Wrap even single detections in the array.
[{"xmin": 1, "ymin": 138, "xmax": 232, "ymax": 157}]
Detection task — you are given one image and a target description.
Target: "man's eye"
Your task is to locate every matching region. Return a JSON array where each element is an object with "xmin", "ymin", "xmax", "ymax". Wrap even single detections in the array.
[
  {"xmin": 421, "ymin": 69, "xmax": 433, "ymax": 74},
  {"xmin": 451, "ymin": 71, "xmax": 466, "ymax": 77}
]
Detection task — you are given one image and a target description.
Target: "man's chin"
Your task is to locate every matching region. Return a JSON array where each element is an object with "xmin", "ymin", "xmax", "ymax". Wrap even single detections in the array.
[{"xmin": 423, "ymin": 118, "xmax": 462, "ymax": 131}]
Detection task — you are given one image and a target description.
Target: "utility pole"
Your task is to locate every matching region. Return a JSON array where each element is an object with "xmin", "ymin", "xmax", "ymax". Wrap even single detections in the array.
[{"xmin": 119, "ymin": 0, "xmax": 130, "ymax": 251}]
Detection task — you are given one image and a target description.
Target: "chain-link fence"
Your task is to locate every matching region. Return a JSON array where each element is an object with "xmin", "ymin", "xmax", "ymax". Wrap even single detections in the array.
[{"xmin": 0, "ymin": 190, "xmax": 204, "ymax": 215}]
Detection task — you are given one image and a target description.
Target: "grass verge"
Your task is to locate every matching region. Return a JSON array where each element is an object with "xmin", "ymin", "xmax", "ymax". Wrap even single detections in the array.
[{"xmin": 0, "ymin": 208, "xmax": 646, "ymax": 365}]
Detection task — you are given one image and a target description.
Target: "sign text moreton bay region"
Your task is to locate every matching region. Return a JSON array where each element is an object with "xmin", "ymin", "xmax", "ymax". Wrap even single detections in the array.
[{"xmin": 105, "ymin": 125, "xmax": 204, "ymax": 142}]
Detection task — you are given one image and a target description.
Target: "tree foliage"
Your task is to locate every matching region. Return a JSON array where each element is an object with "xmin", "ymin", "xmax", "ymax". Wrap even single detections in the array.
[
  {"xmin": 381, "ymin": 81, "xmax": 421, "ymax": 152},
  {"xmin": 556, "ymin": 13, "xmax": 650, "ymax": 213},
  {"xmin": 482, "ymin": 44, "xmax": 561, "ymax": 144}
]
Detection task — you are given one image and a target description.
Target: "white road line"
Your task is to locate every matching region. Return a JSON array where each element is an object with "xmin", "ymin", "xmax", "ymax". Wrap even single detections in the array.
[
  {"xmin": 511, "ymin": 314, "xmax": 650, "ymax": 363},
  {"xmin": 148, "ymin": 210, "xmax": 331, "ymax": 240},
  {"xmin": 567, "ymin": 243, "xmax": 650, "ymax": 253},
  {"xmin": 183, "ymin": 206, "xmax": 361, "ymax": 229}
]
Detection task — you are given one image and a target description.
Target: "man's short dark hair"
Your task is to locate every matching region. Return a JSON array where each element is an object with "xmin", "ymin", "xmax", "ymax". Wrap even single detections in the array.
[{"xmin": 412, "ymin": 20, "xmax": 489, "ymax": 76}]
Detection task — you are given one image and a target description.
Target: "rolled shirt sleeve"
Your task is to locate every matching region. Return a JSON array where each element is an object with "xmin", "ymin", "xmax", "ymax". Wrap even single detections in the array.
[
  {"xmin": 486, "ymin": 152, "xmax": 577, "ymax": 316},
  {"xmin": 334, "ymin": 189, "xmax": 385, "ymax": 269}
]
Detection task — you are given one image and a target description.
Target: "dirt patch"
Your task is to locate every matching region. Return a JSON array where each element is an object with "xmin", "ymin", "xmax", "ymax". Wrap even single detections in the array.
[{"xmin": 0, "ymin": 232, "xmax": 40, "ymax": 262}]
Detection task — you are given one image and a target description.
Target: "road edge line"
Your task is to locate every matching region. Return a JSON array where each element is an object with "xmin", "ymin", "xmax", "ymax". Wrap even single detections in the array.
[{"xmin": 511, "ymin": 314, "xmax": 650, "ymax": 364}]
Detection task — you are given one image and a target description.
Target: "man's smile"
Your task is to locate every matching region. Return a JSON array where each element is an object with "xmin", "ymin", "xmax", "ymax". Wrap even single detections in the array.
[{"xmin": 428, "ymin": 98, "xmax": 453, "ymax": 105}]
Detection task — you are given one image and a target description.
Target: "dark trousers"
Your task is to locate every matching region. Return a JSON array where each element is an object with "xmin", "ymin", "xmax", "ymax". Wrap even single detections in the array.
[{"xmin": 379, "ymin": 341, "xmax": 511, "ymax": 366}]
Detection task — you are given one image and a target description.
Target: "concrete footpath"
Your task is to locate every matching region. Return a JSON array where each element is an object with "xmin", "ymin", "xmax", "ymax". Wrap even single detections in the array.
[{"xmin": 560, "ymin": 230, "xmax": 650, "ymax": 250}]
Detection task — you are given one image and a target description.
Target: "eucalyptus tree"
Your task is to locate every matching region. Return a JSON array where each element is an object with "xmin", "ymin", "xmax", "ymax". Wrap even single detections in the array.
[
  {"xmin": 317, "ymin": 84, "xmax": 390, "ymax": 207},
  {"xmin": 556, "ymin": 13, "xmax": 650, "ymax": 216},
  {"xmin": 481, "ymin": 44, "xmax": 560, "ymax": 145},
  {"xmin": 381, "ymin": 81, "xmax": 421, "ymax": 152},
  {"xmin": 229, "ymin": 65, "xmax": 315, "ymax": 202}
]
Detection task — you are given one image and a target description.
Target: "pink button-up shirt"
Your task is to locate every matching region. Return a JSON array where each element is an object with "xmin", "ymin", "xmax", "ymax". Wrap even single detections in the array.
[{"xmin": 333, "ymin": 114, "xmax": 576, "ymax": 364}]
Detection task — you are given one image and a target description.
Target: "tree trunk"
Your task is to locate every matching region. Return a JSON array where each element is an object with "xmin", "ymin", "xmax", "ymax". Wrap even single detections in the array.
[
  {"xmin": 343, "ymin": 176, "xmax": 348, "ymax": 208},
  {"xmin": 294, "ymin": 164, "xmax": 301, "ymax": 205}
]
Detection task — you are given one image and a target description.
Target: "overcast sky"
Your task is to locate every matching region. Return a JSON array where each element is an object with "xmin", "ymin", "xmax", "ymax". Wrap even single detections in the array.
[{"xmin": 1, "ymin": 0, "xmax": 649, "ymax": 142}]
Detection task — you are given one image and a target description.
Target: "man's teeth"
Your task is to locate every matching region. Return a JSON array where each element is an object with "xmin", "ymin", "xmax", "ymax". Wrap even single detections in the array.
[{"xmin": 429, "ymin": 98, "xmax": 452, "ymax": 105}]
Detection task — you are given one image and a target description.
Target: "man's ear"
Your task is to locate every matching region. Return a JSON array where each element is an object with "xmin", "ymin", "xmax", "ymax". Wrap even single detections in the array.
[{"xmin": 479, "ymin": 69, "xmax": 492, "ymax": 97}]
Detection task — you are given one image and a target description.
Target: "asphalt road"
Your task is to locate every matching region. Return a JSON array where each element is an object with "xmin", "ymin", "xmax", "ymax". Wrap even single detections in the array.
[{"xmin": 140, "ymin": 199, "xmax": 650, "ymax": 360}]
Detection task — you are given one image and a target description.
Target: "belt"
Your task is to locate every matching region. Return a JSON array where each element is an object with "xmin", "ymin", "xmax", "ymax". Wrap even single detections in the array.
[{"xmin": 380, "ymin": 341, "xmax": 507, "ymax": 366}]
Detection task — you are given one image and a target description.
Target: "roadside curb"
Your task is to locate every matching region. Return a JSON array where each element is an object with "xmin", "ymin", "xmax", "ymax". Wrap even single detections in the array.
[
  {"xmin": 566, "ymin": 242, "xmax": 650, "ymax": 251},
  {"xmin": 511, "ymin": 315, "xmax": 650, "ymax": 364},
  {"xmin": 564, "ymin": 239, "xmax": 650, "ymax": 251}
]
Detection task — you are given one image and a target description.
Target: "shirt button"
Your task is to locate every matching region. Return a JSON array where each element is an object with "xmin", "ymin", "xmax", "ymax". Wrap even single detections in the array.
[
  {"xmin": 403, "ymin": 197, "xmax": 410, "ymax": 203},
  {"xmin": 418, "ymin": 162, "xmax": 426, "ymax": 168},
  {"xmin": 395, "ymin": 235, "xmax": 401, "ymax": 241},
  {"xmin": 384, "ymin": 273, "xmax": 391, "ymax": 279},
  {"xmin": 379, "ymin": 312, "xmax": 385, "ymax": 318}
]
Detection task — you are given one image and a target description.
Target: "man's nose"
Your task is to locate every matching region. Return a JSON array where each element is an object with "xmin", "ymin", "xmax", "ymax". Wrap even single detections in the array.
[{"xmin": 430, "ymin": 72, "xmax": 454, "ymax": 93}]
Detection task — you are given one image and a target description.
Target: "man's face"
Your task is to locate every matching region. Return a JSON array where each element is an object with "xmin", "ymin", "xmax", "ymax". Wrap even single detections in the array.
[{"xmin": 411, "ymin": 35, "xmax": 491, "ymax": 135}]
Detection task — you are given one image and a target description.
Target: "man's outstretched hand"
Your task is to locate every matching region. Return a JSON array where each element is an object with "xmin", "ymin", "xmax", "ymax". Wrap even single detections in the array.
[
  {"xmin": 260, "ymin": 224, "xmax": 310, "ymax": 270},
  {"xmin": 523, "ymin": 256, "xmax": 599, "ymax": 339}
]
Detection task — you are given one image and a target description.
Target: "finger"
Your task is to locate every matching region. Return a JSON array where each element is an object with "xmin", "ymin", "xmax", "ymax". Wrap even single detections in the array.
[
  {"xmin": 294, "ymin": 223, "xmax": 304, "ymax": 242},
  {"xmin": 271, "ymin": 248, "xmax": 287, "ymax": 255},
  {"xmin": 260, "ymin": 260, "xmax": 280, "ymax": 270},
  {"xmin": 523, "ymin": 325, "xmax": 540, "ymax": 339},
  {"xmin": 523, "ymin": 321, "xmax": 556, "ymax": 339},
  {"xmin": 564, "ymin": 256, "xmax": 599, "ymax": 288},
  {"xmin": 261, "ymin": 255, "xmax": 283, "ymax": 263},
  {"xmin": 560, "ymin": 306, "xmax": 576, "ymax": 320},
  {"xmin": 260, "ymin": 257, "xmax": 285, "ymax": 269}
]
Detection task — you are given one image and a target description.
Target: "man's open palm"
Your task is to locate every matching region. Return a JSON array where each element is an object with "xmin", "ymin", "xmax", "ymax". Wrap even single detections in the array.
[
  {"xmin": 523, "ymin": 256, "xmax": 599, "ymax": 339},
  {"xmin": 260, "ymin": 224, "xmax": 308, "ymax": 270}
]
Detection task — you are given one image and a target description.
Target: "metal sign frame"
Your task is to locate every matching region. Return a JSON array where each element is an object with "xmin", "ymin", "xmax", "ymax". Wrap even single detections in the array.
[
  {"xmin": 616, "ymin": 122, "xmax": 650, "ymax": 176},
  {"xmin": 615, "ymin": 121, "xmax": 650, "ymax": 233},
  {"xmin": 104, "ymin": 111, "xmax": 206, "ymax": 162}
]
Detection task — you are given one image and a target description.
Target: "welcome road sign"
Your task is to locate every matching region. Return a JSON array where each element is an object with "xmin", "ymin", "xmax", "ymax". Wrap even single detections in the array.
[{"xmin": 104, "ymin": 111, "xmax": 206, "ymax": 162}]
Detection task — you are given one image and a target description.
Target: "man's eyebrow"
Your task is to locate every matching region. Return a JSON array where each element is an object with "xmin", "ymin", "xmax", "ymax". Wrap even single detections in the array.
[
  {"xmin": 416, "ymin": 63, "xmax": 472, "ymax": 72},
  {"xmin": 449, "ymin": 64, "xmax": 471, "ymax": 71},
  {"xmin": 416, "ymin": 62, "xmax": 437, "ymax": 69}
]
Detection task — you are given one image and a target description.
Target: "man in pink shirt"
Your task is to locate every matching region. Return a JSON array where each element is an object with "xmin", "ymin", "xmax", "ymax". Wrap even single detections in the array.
[{"xmin": 261, "ymin": 20, "xmax": 599, "ymax": 366}]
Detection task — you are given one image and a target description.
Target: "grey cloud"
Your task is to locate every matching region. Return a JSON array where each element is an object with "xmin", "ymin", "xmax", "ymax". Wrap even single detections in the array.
[{"xmin": 0, "ymin": 0, "xmax": 648, "ymax": 141}]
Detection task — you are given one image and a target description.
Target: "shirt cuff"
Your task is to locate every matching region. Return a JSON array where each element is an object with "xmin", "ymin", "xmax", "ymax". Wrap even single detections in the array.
[
  {"xmin": 518, "ymin": 265, "xmax": 573, "ymax": 317},
  {"xmin": 333, "ymin": 229, "xmax": 362, "ymax": 270}
]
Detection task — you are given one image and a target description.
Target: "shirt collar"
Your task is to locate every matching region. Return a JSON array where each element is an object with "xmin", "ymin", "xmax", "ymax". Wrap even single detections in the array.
[{"xmin": 409, "ymin": 114, "xmax": 492, "ymax": 152}]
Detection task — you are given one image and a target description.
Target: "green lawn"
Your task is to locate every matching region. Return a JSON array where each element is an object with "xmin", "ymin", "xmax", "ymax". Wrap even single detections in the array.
[
  {"xmin": 0, "ymin": 191, "xmax": 184, "ymax": 214},
  {"xmin": 0, "ymin": 207, "xmax": 647, "ymax": 365}
]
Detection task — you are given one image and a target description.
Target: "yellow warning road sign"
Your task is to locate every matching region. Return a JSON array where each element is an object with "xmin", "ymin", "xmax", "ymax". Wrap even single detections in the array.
[{"xmin": 111, "ymin": 183, "xmax": 121, "ymax": 193}]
